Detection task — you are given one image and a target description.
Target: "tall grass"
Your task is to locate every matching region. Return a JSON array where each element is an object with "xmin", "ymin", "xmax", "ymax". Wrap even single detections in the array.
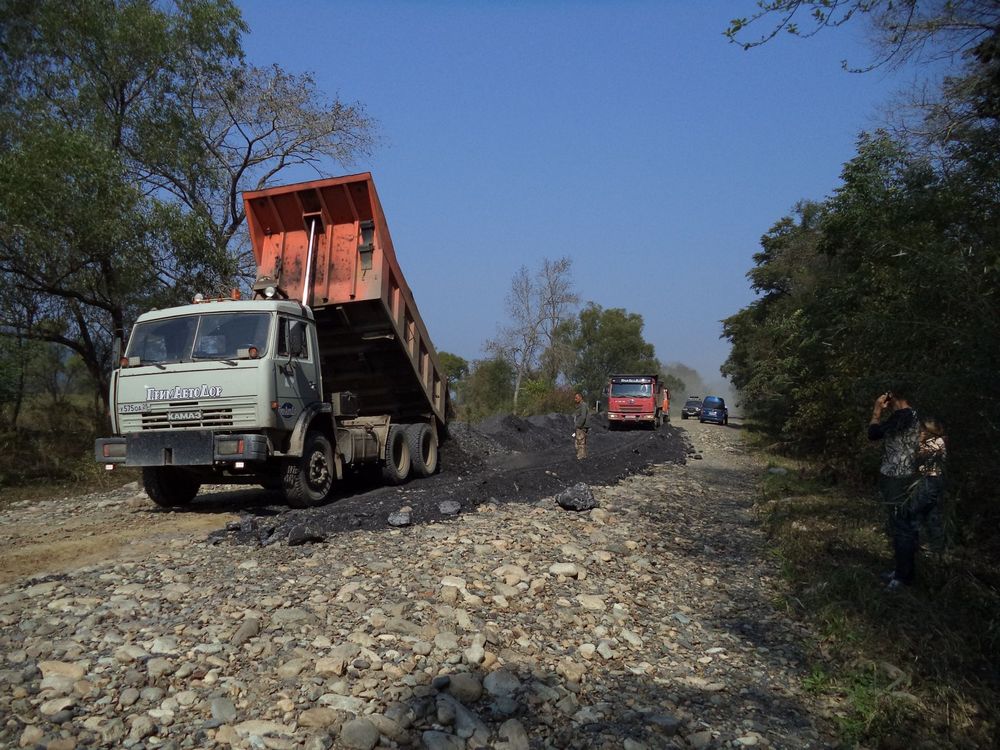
[
  {"xmin": 754, "ymin": 453, "xmax": 1000, "ymax": 748},
  {"xmin": 0, "ymin": 395, "xmax": 135, "ymax": 505}
]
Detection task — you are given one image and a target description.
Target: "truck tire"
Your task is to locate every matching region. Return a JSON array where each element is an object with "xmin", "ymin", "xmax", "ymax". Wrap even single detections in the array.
[
  {"xmin": 406, "ymin": 423, "xmax": 438, "ymax": 477},
  {"xmin": 382, "ymin": 424, "xmax": 411, "ymax": 485},
  {"xmin": 283, "ymin": 431, "xmax": 334, "ymax": 508},
  {"xmin": 143, "ymin": 467, "xmax": 200, "ymax": 508}
]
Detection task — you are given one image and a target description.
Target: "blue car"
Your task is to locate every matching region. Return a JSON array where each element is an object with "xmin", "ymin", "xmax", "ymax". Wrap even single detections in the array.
[{"xmin": 700, "ymin": 396, "xmax": 728, "ymax": 425}]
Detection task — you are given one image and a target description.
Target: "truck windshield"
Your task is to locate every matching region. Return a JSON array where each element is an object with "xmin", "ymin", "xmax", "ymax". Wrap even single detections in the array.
[
  {"xmin": 127, "ymin": 312, "xmax": 271, "ymax": 364},
  {"xmin": 610, "ymin": 383, "xmax": 652, "ymax": 398}
]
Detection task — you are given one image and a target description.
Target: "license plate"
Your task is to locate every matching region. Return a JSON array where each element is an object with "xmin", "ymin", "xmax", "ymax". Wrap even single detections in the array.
[
  {"xmin": 168, "ymin": 410, "xmax": 202, "ymax": 422},
  {"xmin": 118, "ymin": 403, "xmax": 147, "ymax": 414}
]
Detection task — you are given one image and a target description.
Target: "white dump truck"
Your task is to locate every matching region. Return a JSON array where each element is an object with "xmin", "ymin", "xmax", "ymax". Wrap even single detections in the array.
[{"xmin": 96, "ymin": 173, "xmax": 447, "ymax": 508}]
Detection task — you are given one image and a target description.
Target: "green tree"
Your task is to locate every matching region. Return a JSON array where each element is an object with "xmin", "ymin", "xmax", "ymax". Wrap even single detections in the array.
[
  {"xmin": 721, "ymin": 2, "xmax": 1000, "ymax": 564},
  {"xmin": 437, "ymin": 350, "xmax": 469, "ymax": 417},
  {"xmin": 0, "ymin": 123, "xmax": 209, "ymax": 420},
  {"xmin": 724, "ymin": 130, "xmax": 999, "ymax": 487},
  {"xmin": 0, "ymin": 335, "xmax": 48, "ymax": 429},
  {"xmin": 563, "ymin": 303, "xmax": 659, "ymax": 401},
  {"xmin": 456, "ymin": 357, "xmax": 515, "ymax": 422},
  {"xmin": 516, "ymin": 379, "xmax": 576, "ymax": 416},
  {"xmin": 438, "ymin": 351, "xmax": 470, "ymax": 385},
  {"xmin": 0, "ymin": 0, "xmax": 377, "ymax": 421},
  {"xmin": 721, "ymin": 201, "xmax": 829, "ymax": 442}
]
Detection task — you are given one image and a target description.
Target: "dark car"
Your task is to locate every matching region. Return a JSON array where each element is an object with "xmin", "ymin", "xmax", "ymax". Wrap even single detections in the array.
[
  {"xmin": 700, "ymin": 395, "xmax": 728, "ymax": 425},
  {"xmin": 681, "ymin": 398, "xmax": 702, "ymax": 420}
]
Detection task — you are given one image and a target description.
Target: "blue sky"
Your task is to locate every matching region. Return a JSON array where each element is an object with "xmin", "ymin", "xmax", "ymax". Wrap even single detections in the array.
[{"xmin": 237, "ymin": 1, "xmax": 916, "ymax": 390}]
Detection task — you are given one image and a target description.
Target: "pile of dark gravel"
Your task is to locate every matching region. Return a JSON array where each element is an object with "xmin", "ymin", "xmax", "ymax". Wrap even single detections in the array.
[{"xmin": 210, "ymin": 413, "xmax": 689, "ymax": 545}]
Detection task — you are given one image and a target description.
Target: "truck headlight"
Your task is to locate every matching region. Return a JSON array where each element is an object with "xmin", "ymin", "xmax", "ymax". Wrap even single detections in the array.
[
  {"xmin": 102, "ymin": 443, "xmax": 126, "ymax": 458},
  {"xmin": 217, "ymin": 438, "xmax": 244, "ymax": 456}
]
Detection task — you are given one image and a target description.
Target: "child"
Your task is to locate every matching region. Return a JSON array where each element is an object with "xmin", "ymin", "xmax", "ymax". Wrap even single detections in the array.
[{"xmin": 913, "ymin": 417, "xmax": 947, "ymax": 553}]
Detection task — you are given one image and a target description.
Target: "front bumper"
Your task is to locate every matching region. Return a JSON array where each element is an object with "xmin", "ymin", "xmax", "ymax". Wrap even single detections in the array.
[
  {"xmin": 95, "ymin": 431, "xmax": 270, "ymax": 467},
  {"xmin": 608, "ymin": 413, "xmax": 654, "ymax": 422}
]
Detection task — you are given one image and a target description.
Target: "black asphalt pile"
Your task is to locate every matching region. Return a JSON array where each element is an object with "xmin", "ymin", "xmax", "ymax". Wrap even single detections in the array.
[
  {"xmin": 211, "ymin": 413, "xmax": 689, "ymax": 546},
  {"xmin": 475, "ymin": 413, "xmax": 569, "ymax": 452}
]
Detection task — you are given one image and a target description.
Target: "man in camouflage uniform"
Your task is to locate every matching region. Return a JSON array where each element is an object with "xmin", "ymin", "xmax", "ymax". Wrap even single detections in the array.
[{"xmin": 573, "ymin": 393, "xmax": 590, "ymax": 460}]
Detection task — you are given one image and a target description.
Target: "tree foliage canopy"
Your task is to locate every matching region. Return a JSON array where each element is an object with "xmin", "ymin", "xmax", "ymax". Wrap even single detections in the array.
[
  {"xmin": 562, "ymin": 303, "xmax": 660, "ymax": 401},
  {"xmin": 725, "ymin": 128, "xmax": 998, "ymax": 521},
  {"xmin": 455, "ymin": 357, "xmax": 515, "ymax": 422},
  {"xmin": 0, "ymin": 0, "xmax": 377, "ymax": 420}
]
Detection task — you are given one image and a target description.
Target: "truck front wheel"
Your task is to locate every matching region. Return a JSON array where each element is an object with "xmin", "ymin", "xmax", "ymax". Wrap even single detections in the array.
[
  {"xmin": 406, "ymin": 423, "xmax": 438, "ymax": 477},
  {"xmin": 284, "ymin": 431, "xmax": 334, "ymax": 508},
  {"xmin": 143, "ymin": 467, "xmax": 200, "ymax": 508},
  {"xmin": 382, "ymin": 425, "xmax": 411, "ymax": 485}
]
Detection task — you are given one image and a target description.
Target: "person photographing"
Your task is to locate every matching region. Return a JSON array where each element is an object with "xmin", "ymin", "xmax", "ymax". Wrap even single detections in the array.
[{"xmin": 868, "ymin": 386, "xmax": 920, "ymax": 589}]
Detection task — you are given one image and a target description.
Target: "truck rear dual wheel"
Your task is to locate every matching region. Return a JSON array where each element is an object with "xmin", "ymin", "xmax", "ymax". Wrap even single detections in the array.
[
  {"xmin": 406, "ymin": 423, "xmax": 439, "ymax": 477},
  {"xmin": 143, "ymin": 467, "xmax": 201, "ymax": 508},
  {"xmin": 284, "ymin": 431, "xmax": 334, "ymax": 508},
  {"xmin": 382, "ymin": 425, "xmax": 411, "ymax": 485}
]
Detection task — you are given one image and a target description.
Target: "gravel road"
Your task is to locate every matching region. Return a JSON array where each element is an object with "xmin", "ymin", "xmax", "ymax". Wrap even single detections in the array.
[{"xmin": 0, "ymin": 418, "xmax": 838, "ymax": 749}]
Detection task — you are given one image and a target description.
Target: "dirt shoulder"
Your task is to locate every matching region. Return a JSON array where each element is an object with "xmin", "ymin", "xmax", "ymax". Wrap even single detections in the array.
[{"xmin": 0, "ymin": 486, "xmax": 240, "ymax": 585}]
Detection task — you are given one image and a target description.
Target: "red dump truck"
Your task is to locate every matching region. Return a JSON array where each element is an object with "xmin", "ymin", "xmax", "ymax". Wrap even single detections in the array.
[
  {"xmin": 96, "ymin": 173, "xmax": 447, "ymax": 508},
  {"xmin": 604, "ymin": 374, "xmax": 665, "ymax": 429}
]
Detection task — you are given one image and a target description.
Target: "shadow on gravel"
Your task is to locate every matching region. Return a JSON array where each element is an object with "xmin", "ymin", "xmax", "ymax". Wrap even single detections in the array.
[
  {"xmin": 154, "ymin": 492, "xmax": 285, "ymax": 515},
  {"xmin": 204, "ymin": 412, "xmax": 691, "ymax": 546},
  {"xmin": 386, "ymin": 660, "xmax": 824, "ymax": 748}
]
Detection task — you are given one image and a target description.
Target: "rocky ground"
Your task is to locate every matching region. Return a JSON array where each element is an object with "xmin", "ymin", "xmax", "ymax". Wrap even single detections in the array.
[{"xmin": 0, "ymin": 417, "xmax": 839, "ymax": 750}]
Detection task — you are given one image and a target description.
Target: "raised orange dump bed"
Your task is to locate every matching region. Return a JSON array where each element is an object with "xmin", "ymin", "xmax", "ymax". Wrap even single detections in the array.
[{"xmin": 244, "ymin": 173, "xmax": 446, "ymax": 428}]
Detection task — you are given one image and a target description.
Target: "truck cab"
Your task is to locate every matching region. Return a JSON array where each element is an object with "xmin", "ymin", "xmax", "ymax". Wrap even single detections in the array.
[
  {"xmin": 604, "ymin": 374, "xmax": 664, "ymax": 430},
  {"xmin": 96, "ymin": 299, "xmax": 330, "ymax": 503}
]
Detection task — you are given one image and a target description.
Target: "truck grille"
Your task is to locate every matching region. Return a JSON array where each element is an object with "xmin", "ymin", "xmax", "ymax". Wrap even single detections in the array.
[{"xmin": 119, "ymin": 399, "xmax": 258, "ymax": 431}]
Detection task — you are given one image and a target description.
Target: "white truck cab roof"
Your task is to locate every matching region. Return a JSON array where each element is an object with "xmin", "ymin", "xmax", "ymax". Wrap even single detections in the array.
[{"xmin": 135, "ymin": 299, "xmax": 314, "ymax": 323}]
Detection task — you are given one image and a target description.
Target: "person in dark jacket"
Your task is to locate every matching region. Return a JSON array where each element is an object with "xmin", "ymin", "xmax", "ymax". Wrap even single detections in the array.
[
  {"xmin": 868, "ymin": 386, "xmax": 919, "ymax": 590},
  {"xmin": 573, "ymin": 393, "xmax": 590, "ymax": 460}
]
